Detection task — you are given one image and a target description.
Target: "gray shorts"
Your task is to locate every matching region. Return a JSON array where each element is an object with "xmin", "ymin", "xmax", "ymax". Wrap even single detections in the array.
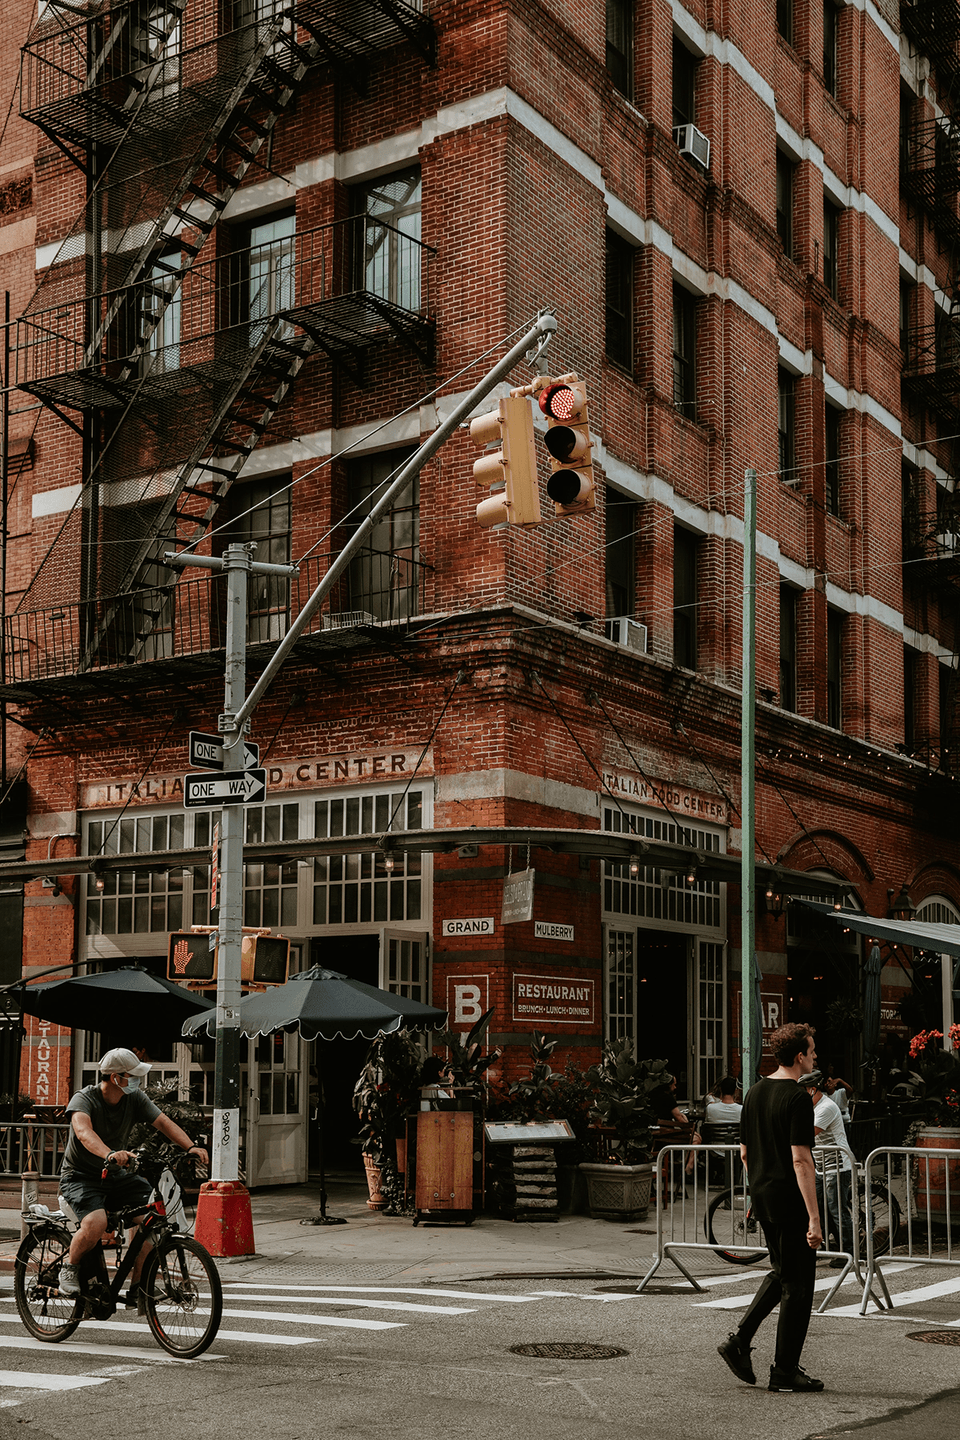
[{"xmin": 60, "ymin": 1171, "xmax": 153, "ymax": 1224}]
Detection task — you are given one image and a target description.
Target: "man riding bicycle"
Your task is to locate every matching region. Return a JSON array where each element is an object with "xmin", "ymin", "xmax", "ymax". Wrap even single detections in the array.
[{"xmin": 58, "ymin": 1048, "xmax": 209, "ymax": 1305}]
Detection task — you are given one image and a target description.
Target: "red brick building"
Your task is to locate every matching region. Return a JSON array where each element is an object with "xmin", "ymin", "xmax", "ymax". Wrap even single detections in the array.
[{"xmin": 0, "ymin": 0, "xmax": 956, "ymax": 1180}]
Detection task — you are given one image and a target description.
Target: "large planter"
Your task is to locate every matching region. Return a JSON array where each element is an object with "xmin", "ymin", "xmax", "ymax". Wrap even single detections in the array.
[
  {"xmin": 916, "ymin": 1127, "xmax": 960, "ymax": 1222},
  {"xmin": 579, "ymin": 1161, "xmax": 654, "ymax": 1221},
  {"xmin": 363, "ymin": 1153, "xmax": 388, "ymax": 1211}
]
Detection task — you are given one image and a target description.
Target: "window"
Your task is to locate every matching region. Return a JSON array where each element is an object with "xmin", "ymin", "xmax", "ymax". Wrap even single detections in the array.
[
  {"xmin": 825, "ymin": 404, "xmax": 841, "ymax": 516},
  {"xmin": 672, "ymin": 284, "xmax": 697, "ymax": 417},
  {"xmin": 672, "ymin": 37, "xmax": 697, "ymax": 129},
  {"xmin": 605, "ymin": 229, "xmax": 634, "ymax": 370},
  {"xmin": 904, "ymin": 645, "xmax": 919, "ymax": 752},
  {"xmin": 776, "ymin": 153, "xmax": 795, "ymax": 258},
  {"xmin": 777, "ymin": 0, "xmax": 793, "ymax": 45},
  {"xmin": 827, "ymin": 609, "xmax": 844, "ymax": 729},
  {"xmin": 823, "ymin": 0, "xmax": 838, "ymax": 96},
  {"xmin": 823, "ymin": 201, "xmax": 840, "ymax": 300},
  {"xmin": 224, "ymin": 477, "xmax": 292, "ymax": 642},
  {"xmin": 900, "ymin": 278, "xmax": 914, "ymax": 356},
  {"xmin": 345, "ymin": 448, "xmax": 420, "ymax": 622},
  {"xmin": 674, "ymin": 526, "xmax": 699, "ymax": 669},
  {"xmin": 141, "ymin": 253, "xmax": 180, "ymax": 375},
  {"xmin": 605, "ymin": 493, "xmax": 636, "ymax": 618},
  {"xmin": 606, "ymin": 0, "xmax": 633, "ymax": 99},
  {"xmin": 779, "ymin": 586, "xmax": 797, "ymax": 711},
  {"xmin": 358, "ymin": 168, "xmax": 422, "ymax": 311},
  {"xmin": 778, "ymin": 368, "xmax": 796, "ymax": 481},
  {"xmin": 248, "ymin": 212, "xmax": 295, "ymax": 345}
]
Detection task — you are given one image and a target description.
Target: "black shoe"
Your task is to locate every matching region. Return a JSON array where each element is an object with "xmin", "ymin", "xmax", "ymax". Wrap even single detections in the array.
[
  {"xmin": 718, "ymin": 1333, "xmax": 756, "ymax": 1384},
  {"xmin": 768, "ymin": 1365, "xmax": 824, "ymax": 1393}
]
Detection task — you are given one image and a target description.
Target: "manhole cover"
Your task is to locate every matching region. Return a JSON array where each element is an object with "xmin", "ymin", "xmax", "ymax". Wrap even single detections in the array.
[
  {"xmin": 906, "ymin": 1330, "xmax": 960, "ymax": 1347},
  {"xmin": 509, "ymin": 1342, "xmax": 629, "ymax": 1360}
]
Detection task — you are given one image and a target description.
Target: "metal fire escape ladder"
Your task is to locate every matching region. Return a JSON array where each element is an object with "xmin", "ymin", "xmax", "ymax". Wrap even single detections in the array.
[
  {"xmin": 76, "ymin": 323, "xmax": 318, "ymax": 671},
  {"xmin": 20, "ymin": 0, "xmax": 188, "ymax": 173}
]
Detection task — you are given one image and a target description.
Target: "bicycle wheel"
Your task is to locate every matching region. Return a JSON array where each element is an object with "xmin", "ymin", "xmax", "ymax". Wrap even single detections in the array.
[
  {"xmin": 14, "ymin": 1227, "xmax": 82, "ymax": 1342},
  {"xmin": 141, "ymin": 1235, "xmax": 222, "ymax": 1358},
  {"xmin": 858, "ymin": 1179, "xmax": 901, "ymax": 1258},
  {"xmin": 706, "ymin": 1192, "xmax": 768, "ymax": 1264}
]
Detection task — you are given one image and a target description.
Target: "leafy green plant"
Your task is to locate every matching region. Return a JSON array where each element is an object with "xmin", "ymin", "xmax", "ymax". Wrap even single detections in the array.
[
  {"xmin": 585, "ymin": 1038, "xmax": 666, "ymax": 1164},
  {"xmin": 436, "ymin": 1007, "xmax": 500, "ymax": 1105}
]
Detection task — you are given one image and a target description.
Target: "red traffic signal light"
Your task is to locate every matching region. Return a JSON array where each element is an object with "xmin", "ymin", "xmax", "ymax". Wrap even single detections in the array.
[
  {"xmin": 471, "ymin": 393, "xmax": 542, "ymax": 528},
  {"xmin": 537, "ymin": 376, "xmax": 595, "ymax": 516}
]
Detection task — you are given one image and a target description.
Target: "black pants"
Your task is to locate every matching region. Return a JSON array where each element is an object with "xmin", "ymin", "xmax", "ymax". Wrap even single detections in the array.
[{"xmin": 736, "ymin": 1208, "xmax": 817, "ymax": 1373}]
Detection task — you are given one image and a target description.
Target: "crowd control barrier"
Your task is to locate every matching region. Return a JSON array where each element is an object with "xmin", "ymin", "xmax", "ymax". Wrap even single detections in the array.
[
  {"xmin": 636, "ymin": 1143, "xmax": 874, "ymax": 1313},
  {"xmin": 860, "ymin": 1143, "xmax": 960, "ymax": 1316}
]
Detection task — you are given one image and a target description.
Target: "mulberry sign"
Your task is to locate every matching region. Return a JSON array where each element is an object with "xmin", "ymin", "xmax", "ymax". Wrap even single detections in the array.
[{"xmin": 512, "ymin": 973, "xmax": 596, "ymax": 1026}]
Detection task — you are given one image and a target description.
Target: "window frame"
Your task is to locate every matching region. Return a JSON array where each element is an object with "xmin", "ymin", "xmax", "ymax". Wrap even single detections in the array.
[
  {"xmin": 606, "ymin": 0, "xmax": 634, "ymax": 100},
  {"xmin": 605, "ymin": 228, "xmax": 634, "ymax": 372},
  {"xmin": 672, "ymin": 283, "xmax": 697, "ymax": 419}
]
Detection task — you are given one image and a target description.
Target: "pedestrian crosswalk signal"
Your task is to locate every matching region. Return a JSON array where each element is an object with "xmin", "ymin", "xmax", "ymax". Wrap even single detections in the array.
[
  {"xmin": 538, "ymin": 375, "xmax": 595, "ymax": 516},
  {"xmin": 167, "ymin": 930, "xmax": 291, "ymax": 986},
  {"xmin": 471, "ymin": 393, "xmax": 542, "ymax": 528}
]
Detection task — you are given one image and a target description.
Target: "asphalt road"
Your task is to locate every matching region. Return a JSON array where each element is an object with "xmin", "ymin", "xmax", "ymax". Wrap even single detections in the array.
[{"xmin": 0, "ymin": 1264, "xmax": 956, "ymax": 1440}]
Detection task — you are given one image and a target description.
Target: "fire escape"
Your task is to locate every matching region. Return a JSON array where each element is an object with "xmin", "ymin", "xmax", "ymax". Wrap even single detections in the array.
[
  {"xmin": 899, "ymin": 0, "xmax": 960, "ymax": 770},
  {"xmin": 6, "ymin": 0, "xmax": 436, "ymax": 700}
]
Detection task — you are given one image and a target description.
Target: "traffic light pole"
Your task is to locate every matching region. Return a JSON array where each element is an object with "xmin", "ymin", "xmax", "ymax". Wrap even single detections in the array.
[
  {"xmin": 164, "ymin": 543, "xmax": 300, "ymax": 1198},
  {"xmin": 231, "ymin": 311, "xmax": 558, "ymax": 736}
]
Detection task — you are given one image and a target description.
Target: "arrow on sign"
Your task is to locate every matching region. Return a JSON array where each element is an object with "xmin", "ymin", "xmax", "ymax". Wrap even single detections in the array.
[{"xmin": 183, "ymin": 768, "xmax": 267, "ymax": 808}]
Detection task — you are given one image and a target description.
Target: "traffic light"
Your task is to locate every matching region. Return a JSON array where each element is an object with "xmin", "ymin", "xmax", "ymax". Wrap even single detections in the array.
[
  {"xmin": 537, "ymin": 374, "xmax": 595, "ymax": 516},
  {"xmin": 167, "ymin": 930, "xmax": 291, "ymax": 986},
  {"xmin": 471, "ymin": 393, "xmax": 542, "ymax": 528}
]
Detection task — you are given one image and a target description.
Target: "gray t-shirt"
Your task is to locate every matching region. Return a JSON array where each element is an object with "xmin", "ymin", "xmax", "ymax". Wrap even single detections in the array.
[{"xmin": 62, "ymin": 1084, "xmax": 161, "ymax": 1179}]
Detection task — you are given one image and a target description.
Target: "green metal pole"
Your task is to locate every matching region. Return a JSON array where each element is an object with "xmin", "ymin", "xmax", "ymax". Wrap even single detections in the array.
[{"xmin": 741, "ymin": 468, "xmax": 757, "ymax": 1088}]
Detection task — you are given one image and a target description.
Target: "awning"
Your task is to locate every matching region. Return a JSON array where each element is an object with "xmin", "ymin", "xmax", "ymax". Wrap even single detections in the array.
[{"xmin": 796, "ymin": 900, "xmax": 960, "ymax": 958}]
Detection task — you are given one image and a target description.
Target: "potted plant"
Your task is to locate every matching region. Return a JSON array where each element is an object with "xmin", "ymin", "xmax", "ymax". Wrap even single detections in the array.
[
  {"xmin": 578, "ymin": 1038, "xmax": 663, "ymax": 1221},
  {"xmin": 352, "ymin": 1029, "xmax": 423, "ymax": 1213},
  {"xmin": 904, "ymin": 1025, "xmax": 960, "ymax": 1222}
]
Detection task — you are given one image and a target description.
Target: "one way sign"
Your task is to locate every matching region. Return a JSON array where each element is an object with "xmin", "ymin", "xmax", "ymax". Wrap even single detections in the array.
[{"xmin": 183, "ymin": 768, "xmax": 267, "ymax": 808}]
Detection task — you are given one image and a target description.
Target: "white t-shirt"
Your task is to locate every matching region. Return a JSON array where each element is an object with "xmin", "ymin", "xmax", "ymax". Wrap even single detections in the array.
[
  {"xmin": 813, "ymin": 1094, "xmax": 852, "ymax": 1172},
  {"xmin": 705, "ymin": 1100, "xmax": 742, "ymax": 1124}
]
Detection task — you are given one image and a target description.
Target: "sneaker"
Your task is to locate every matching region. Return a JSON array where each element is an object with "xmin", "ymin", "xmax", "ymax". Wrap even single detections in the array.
[
  {"xmin": 768, "ymin": 1365, "xmax": 825, "ymax": 1393},
  {"xmin": 718, "ymin": 1333, "xmax": 756, "ymax": 1385},
  {"xmin": 57, "ymin": 1262, "xmax": 79, "ymax": 1296}
]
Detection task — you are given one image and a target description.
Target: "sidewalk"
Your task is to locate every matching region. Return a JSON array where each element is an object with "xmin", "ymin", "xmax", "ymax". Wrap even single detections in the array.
[{"xmin": 0, "ymin": 1171, "xmax": 699, "ymax": 1287}]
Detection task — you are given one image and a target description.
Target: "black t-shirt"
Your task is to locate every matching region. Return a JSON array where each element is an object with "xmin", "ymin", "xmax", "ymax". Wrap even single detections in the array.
[
  {"xmin": 62, "ymin": 1084, "xmax": 161, "ymax": 1180},
  {"xmin": 739, "ymin": 1077, "xmax": 815, "ymax": 1222}
]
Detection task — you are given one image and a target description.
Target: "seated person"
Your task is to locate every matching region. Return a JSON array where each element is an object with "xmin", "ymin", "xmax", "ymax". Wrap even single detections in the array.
[{"xmin": 705, "ymin": 1076, "xmax": 742, "ymax": 1125}]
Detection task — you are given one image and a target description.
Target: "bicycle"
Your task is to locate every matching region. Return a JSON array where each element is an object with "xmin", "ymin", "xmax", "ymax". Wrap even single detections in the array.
[
  {"xmin": 14, "ymin": 1153, "xmax": 223, "ymax": 1359},
  {"xmin": 704, "ymin": 1168, "xmax": 902, "ymax": 1265}
]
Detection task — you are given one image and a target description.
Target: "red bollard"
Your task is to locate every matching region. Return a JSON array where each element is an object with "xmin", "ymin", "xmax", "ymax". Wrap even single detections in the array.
[{"xmin": 193, "ymin": 1180, "xmax": 255, "ymax": 1257}]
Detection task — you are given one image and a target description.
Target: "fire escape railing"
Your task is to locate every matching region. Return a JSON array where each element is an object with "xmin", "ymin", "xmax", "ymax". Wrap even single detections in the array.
[{"xmin": 2, "ymin": 550, "xmax": 429, "ymax": 687}]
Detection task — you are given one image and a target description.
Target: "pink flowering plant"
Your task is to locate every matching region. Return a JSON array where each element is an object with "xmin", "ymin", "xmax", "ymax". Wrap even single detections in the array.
[{"xmin": 905, "ymin": 1025, "xmax": 960, "ymax": 1127}]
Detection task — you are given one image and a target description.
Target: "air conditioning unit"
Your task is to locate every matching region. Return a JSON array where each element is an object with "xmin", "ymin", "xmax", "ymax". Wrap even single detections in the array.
[
  {"xmin": 605, "ymin": 616, "xmax": 648, "ymax": 653},
  {"xmin": 673, "ymin": 124, "xmax": 710, "ymax": 169},
  {"xmin": 321, "ymin": 610, "xmax": 378, "ymax": 630}
]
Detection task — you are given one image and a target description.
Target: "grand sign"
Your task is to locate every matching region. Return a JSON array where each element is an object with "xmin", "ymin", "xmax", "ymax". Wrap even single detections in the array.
[{"xmin": 81, "ymin": 747, "xmax": 432, "ymax": 809}]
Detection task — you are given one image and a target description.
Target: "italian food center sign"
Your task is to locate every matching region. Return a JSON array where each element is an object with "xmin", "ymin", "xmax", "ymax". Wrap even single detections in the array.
[{"xmin": 512, "ymin": 973, "xmax": 596, "ymax": 1026}]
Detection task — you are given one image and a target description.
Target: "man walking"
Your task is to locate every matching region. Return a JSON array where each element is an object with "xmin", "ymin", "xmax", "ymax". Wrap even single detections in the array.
[{"xmin": 717, "ymin": 1022, "xmax": 824, "ymax": 1393}]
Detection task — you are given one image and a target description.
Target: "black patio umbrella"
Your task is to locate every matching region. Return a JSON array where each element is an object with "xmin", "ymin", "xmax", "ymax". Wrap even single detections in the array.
[
  {"xmin": 18, "ymin": 964, "xmax": 215, "ymax": 1042},
  {"xmin": 182, "ymin": 965, "xmax": 447, "ymax": 1221},
  {"xmin": 181, "ymin": 964, "xmax": 447, "ymax": 1043}
]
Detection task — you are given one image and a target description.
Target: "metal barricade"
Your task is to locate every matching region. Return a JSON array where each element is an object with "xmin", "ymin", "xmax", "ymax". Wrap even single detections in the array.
[
  {"xmin": 860, "ymin": 1144, "xmax": 959, "ymax": 1316},
  {"xmin": 637, "ymin": 1143, "xmax": 865, "ymax": 1312}
]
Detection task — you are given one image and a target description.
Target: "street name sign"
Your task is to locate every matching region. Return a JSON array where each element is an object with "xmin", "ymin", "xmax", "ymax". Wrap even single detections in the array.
[
  {"xmin": 184, "ymin": 768, "xmax": 267, "ymax": 808},
  {"xmin": 189, "ymin": 730, "xmax": 259, "ymax": 771}
]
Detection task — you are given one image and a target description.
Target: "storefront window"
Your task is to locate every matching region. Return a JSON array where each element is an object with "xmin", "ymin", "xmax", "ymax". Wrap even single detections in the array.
[{"xmin": 602, "ymin": 805, "xmax": 723, "ymax": 931}]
